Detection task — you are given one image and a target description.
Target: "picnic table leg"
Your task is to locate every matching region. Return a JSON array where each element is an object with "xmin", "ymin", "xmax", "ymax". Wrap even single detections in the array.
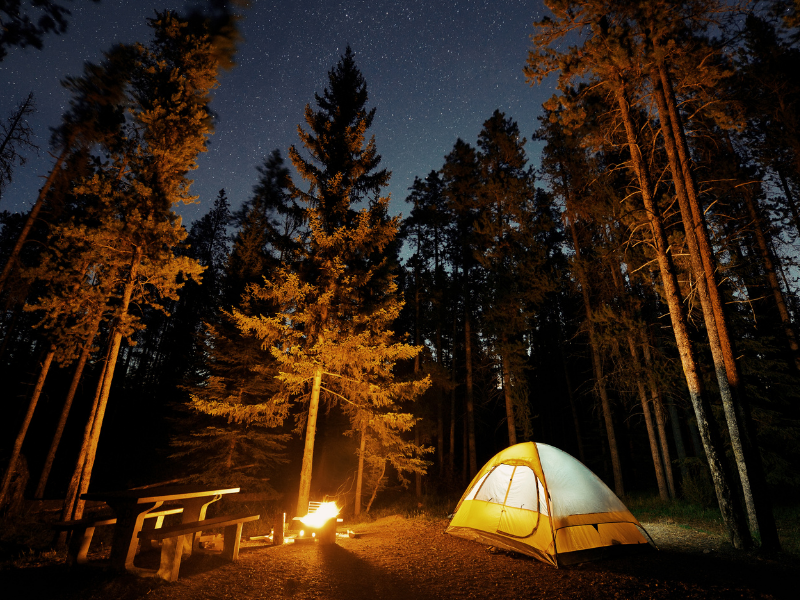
[
  {"xmin": 107, "ymin": 501, "xmax": 163, "ymax": 571},
  {"xmin": 66, "ymin": 525, "xmax": 95, "ymax": 565},
  {"xmin": 155, "ymin": 535, "xmax": 184, "ymax": 582},
  {"xmin": 221, "ymin": 522, "xmax": 244, "ymax": 561},
  {"xmin": 139, "ymin": 512, "xmax": 166, "ymax": 551},
  {"xmin": 180, "ymin": 494, "xmax": 222, "ymax": 557}
]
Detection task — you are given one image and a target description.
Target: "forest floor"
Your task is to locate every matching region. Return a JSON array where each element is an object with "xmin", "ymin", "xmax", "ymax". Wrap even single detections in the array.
[{"xmin": 1, "ymin": 512, "xmax": 797, "ymax": 600}]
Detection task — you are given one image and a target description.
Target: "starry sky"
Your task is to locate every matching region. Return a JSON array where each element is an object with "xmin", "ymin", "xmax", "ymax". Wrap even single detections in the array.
[{"xmin": 1, "ymin": 0, "xmax": 554, "ymax": 225}]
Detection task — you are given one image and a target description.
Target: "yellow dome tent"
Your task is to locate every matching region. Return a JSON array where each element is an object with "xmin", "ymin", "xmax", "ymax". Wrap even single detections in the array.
[{"xmin": 445, "ymin": 442, "xmax": 655, "ymax": 566}]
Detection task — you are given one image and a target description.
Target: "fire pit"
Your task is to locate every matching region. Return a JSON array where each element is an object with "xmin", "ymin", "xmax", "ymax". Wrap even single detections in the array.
[{"xmin": 289, "ymin": 501, "xmax": 340, "ymax": 545}]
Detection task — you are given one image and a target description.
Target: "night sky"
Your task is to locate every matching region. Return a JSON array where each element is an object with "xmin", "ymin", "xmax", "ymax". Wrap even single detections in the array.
[{"xmin": 1, "ymin": 0, "xmax": 553, "ymax": 225}]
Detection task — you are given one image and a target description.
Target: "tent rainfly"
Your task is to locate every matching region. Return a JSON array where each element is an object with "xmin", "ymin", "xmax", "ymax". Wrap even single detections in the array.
[{"xmin": 445, "ymin": 442, "xmax": 655, "ymax": 566}]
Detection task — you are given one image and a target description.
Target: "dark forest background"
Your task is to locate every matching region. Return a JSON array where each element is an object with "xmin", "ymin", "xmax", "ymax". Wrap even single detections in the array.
[{"xmin": 2, "ymin": 0, "xmax": 800, "ymax": 552}]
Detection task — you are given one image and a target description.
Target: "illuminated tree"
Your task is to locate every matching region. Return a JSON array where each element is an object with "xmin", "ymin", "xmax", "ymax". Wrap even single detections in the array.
[
  {"xmin": 56, "ymin": 11, "xmax": 221, "ymax": 521},
  {"xmin": 235, "ymin": 47, "xmax": 428, "ymax": 515},
  {"xmin": 0, "ymin": 41, "xmax": 134, "ymax": 293},
  {"xmin": 524, "ymin": 0, "xmax": 762, "ymax": 547},
  {"xmin": 172, "ymin": 154, "xmax": 300, "ymax": 493}
]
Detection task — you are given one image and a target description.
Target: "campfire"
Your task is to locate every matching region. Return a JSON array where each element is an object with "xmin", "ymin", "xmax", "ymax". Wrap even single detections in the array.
[{"xmin": 291, "ymin": 501, "xmax": 341, "ymax": 545}]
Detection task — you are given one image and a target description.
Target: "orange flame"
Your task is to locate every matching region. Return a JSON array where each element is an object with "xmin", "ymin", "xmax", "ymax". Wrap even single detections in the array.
[{"xmin": 299, "ymin": 501, "xmax": 339, "ymax": 529}]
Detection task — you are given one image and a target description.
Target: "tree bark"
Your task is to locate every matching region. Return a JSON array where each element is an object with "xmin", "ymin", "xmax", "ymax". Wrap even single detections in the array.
[
  {"xmin": 59, "ymin": 340, "xmax": 112, "ymax": 534},
  {"xmin": 364, "ymin": 459, "xmax": 385, "ymax": 514},
  {"xmin": 667, "ymin": 402, "xmax": 689, "ymax": 484},
  {"xmin": 614, "ymin": 81, "xmax": 751, "ymax": 548},
  {"xmin": 626, "ymin": 335, "xmax": 669, "ymax": 500},
  {"xmin": 502, "ymin": 355, "xmax": 517, "ymax": 446},
  {"xmin": 558, "ymin": 340, "xmax": 585, "ymax": 463},
  {"xmin": 562, "ymin": 174, "xmax": 623, "ymax": 493},
  {"xmin": 741, "ymin": 169, "xmax": 800, "ymax": 371},
  {"xmin": 464, "ymin": 306, "xmax": 477, "ymax": 478},
  {"xmin": 0, "ymin": 344, "xmax": 56, "ymax": 508},
  {"xmin": 655, "ymin": 64, "xmax": 778, "ymax": 548},
  {"xmin": 354, "ymin": 419, "xmax": 366, "ymax": 516},
  {"xmin": 297, "ymin": 367, "xmax": 322, "ymax": 516},
  {"xmin": 72, "ymin": 247, "xmax": 142, "ymax": 520},
  {"xmin": 35, "ymin": 313, "xmax": 103, "ymax": 498},
  {"xmin": 642, "ymin": 340, "xmax": 677, "ymax": 498}
]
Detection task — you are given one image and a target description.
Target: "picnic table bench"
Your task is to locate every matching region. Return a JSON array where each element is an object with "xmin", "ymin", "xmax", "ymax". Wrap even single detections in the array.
[
  {"xmin": 77, "ymin": 485, "xmax": 252, "ymax": 575},
  {"xmin": 53, "ymin": 507, "xmax": 184, "ymax": 565},
  {"xmin": 138, "ymin": 512, "xmax": 260, "ymax": 581}
]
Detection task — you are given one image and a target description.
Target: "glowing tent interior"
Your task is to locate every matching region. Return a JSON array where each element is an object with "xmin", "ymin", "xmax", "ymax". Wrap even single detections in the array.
[{"xmin": 445, "ymin": 442, "xmax": 655, "ymax": 567}]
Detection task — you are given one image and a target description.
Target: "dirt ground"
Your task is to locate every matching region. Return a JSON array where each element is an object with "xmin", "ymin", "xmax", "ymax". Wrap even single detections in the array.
[{"xmin": 1, "ymin": 515, "xmax": 796, "ymax": 600}]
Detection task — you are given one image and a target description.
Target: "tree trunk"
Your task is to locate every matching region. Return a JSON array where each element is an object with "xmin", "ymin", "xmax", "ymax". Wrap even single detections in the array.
[
  {"xmin": 449, "ymin": 378, "xmax": 456, "ymax": 480},
  {"xmin": 667, "ymin": 402, "xmax": 689, "ymax": 484},
  {"xmin": 563, "ymin": 195, "xmax": 623, "ymax": 494},
  {"xmin": 642, "ymin": 340, "xmax": 677, "ymax": 498},
  {"xmin": 464, "ymin": 306, "xmax": 477, "ymax": 478},
  {"xmin": 655, "ymin": 65, "xmax": 777, "ymax": 547},
  {"xmin": 502, "ymin": 355, "xmax": 517, "ymax": 446},
  {"xmin": 627, "ymin": 334, "xmax": 669, "ymax": 500},
  {"xmin": 364, "ymin": 459, "xmax": 385, "ymax": 514},
  {"xmin": 354, "ymin": 419, "xmax": 366, "ymax": 516},
  {"xmin": 0, "ymin": 345, "xmax": 56, "ymax": 508},
  {"xmin": 297, "ymin": 368, "xmax": 322, "ymax": 516},
  {"xmin": 558, "ymin": 340, "xmax": 585, "ymax": 463},
  {"xmin": 59, "ymin": 341, "xmax": 112, "ymax": 534},
  {"xmin": 462, "ymin": 401, "xmax": 468, "ymax": 484},
  {"xmin": 742, "ymin": 172, "xmax": 800, "ymax": 370},
  {"xmin": 614, "ymin": 81, "xmax": 751, "ymax": 549},
  {"xmin": 35, "ymin": 314, "xmax": 103, "ymax": 498},
  {"xmin": 437, "ymin": 393, "xmax": 444, "ymax": 477},
  {"xmin": 71, "ymin": 247, "xmax": 142, "ymax": 520},
  {"xmin": 414, "ymin": 424, "xmax": 422, "ymax": 498}
]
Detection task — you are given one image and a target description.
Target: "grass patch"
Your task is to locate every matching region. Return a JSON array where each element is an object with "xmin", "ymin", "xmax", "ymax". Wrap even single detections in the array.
[
  {"xmin": 626, "ymin": 493, "xmax": 800, "ymax": 557},
  {"xmin": 625, "ymin": 493, "xmax": 726, "ymax": 535},
  {"xmin": 772, "ymin": 504, "xmax": 800, "ymax": 558}
]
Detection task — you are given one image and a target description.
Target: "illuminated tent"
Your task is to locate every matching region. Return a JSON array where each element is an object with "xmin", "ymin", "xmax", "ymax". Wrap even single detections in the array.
[{"xmin": 445, "ymin": 442, "xmax": 654, "ymax": 566}]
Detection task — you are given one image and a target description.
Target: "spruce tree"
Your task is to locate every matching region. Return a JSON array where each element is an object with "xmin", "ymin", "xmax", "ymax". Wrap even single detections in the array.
[
  {"xmin": 174, "ymin": 153, "xmax": 300, "ymax": 493},
  {"xmin": 475, "ymin": 110, "xmax": 553, "ymax": 446},
  {"xmin": 236, "ymin": 47, "xmax": 428, "ymax": 515}
]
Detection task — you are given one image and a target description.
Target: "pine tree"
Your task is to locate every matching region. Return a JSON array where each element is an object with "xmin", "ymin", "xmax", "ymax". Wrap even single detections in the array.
[
  {"xmin": 475, "ymin": 109, "xmax": 553, "ymax": 446},
  {"xmin": 442, "ymin": 138, "xmax": 481, "ymax": 478},
  {"xmin": 525, "ymin": 0, "xmax": 752, "ymax": 547},
  {"xmin": 58, "ymin": 11, "xmax": 222, "ymax": 522},
  {"xmin": 174, "ymin": 154, "xmax": 300, "ymax": 494},
  {"xmin": 236, "ymin": 47, "xmax": 429, "ymax": 515}
]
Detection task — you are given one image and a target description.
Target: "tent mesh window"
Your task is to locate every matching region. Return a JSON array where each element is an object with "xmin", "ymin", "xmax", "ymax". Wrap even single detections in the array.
[{"xmin": 469, "ymin": 464, "xmax": 547, "ymax": 514}]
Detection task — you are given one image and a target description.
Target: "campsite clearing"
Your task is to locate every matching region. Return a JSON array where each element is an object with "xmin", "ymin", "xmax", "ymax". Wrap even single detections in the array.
[{"xmin": 2, "ymin": 514, "xmax": 796, "ymax": 599}]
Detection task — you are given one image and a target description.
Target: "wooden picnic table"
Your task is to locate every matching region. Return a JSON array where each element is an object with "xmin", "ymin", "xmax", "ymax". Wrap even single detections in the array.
[{"xmin": 81, "ymin": 484, "xmax": 240, "ymax": 572}]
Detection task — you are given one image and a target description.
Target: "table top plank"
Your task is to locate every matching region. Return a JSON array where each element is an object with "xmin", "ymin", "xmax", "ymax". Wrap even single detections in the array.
[{"xmin": 82, "ymin": 485, "xmax": 240, "ymax": 504}]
